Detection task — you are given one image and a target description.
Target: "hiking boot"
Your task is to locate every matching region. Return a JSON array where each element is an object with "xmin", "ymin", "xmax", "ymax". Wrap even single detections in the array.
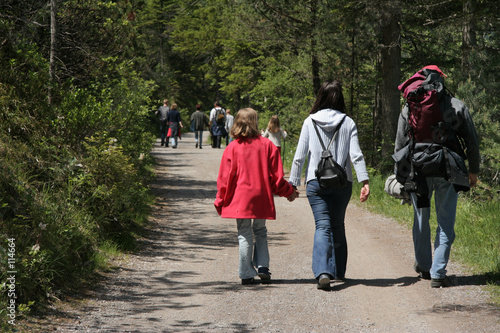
[
  {"xmin": 257, "ymin": 267, "xmax": 271, "ymax": 282},
  {"xmin": 241, "ymin": 278, "xmax": 255, "ymax": 285},
  {"xmin": 414, "ymin": 261, "xmax": 431, "ymax": 280},
  {"xmin": 317, "ymin": 274, "xmax": 331, "ymax": 290}
]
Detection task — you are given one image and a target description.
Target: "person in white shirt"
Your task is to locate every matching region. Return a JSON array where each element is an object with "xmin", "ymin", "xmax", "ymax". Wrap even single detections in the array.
[
  {"xmin": 225, "ymin": 109, "xmax": 235, "ymax": 146},
  {"xmin": 288, "ymin": 80, "xmax": 370, "ymax": 291},
  {"xmin": 209, "ymin": 101, "xmax": 226, "ymax": 148}
]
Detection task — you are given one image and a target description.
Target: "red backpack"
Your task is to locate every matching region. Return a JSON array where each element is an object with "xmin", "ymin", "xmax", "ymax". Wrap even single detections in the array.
[{"xmin": 398, "ymin": 68, "xmax": 448, "ymax": 143}]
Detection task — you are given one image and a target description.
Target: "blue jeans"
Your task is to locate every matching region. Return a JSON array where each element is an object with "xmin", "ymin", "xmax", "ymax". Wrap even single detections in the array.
[
  {"xmin": 411, "ymin": 177, "xmax": 457, "ymax": 279},
  {"xmin": 194, "ymin": 130, "xmax": 203, "ymax": 146},
  {"xmin": 306, "ymin": 180, "xmax": 352, "ymax": 280},
  {"xmin": 160, "ymin": 121, "xmax": 168, "ymax": 144},
  {"xmin": 237, "ymin": 219, "xmax": 269, "ymax": 279},
  {"xmin": 226, "ymin": 134, "xmax": 233, "ymax": 146}
]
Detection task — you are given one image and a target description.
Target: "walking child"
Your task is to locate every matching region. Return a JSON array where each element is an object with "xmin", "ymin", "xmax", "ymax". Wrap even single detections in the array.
[
  {"xmin": 262, "ymin": 115, "xmax": 287, "ymax": 154},
  {"xmin": 214, "ymin": 108, "xmax": 299, "ymax": 285}
]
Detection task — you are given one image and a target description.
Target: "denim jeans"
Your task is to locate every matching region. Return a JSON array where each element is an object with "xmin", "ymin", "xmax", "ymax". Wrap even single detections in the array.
[
  {"xmin": 306, "ymin": 180, "xmax": 352, "ymax": 280},
  {"xmin": 226, "ymin": 135, "xmax": 233, "ymax": 146},
  {"xmin": 160, "ymin": 121, "xmax": 168, "ymax": 145},
  {"xmin": 237, "ymin": 219, "xmax": 269, "ymax": 279},
  {"xmin": 411, "ymin": 177, "xmax": 457, "ymax": 279},
  {"xmin": 194, "ymin": 130, "xmax": 204, "ymax": 146}
]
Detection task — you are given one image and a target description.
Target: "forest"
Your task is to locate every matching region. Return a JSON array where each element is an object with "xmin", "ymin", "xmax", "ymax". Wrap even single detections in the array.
[{"xmin": 1, "ymin": 0, "xmax": 499, "ymax": 324}]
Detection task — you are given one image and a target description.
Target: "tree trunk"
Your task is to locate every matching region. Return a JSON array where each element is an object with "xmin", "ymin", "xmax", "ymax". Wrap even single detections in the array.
[
  {"xmin": 379, "ymin": 3, "xmax": 401, "ymax": 158},
  {"xmin": 310, "ymin": 0, "xmax": 321, "ymax": 95},
  {"xmin": 49, "ymin": 0, "xmax": 57, "ymax": 105},
  {"xmin": 461, "ymin": 0, "xmax": 476, "ymax": 77}
]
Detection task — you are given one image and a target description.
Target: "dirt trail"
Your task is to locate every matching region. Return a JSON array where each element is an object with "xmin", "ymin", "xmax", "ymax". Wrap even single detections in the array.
[{"xmin": 27, "ymin": 133, "xmax": 499, "ymax": 332}]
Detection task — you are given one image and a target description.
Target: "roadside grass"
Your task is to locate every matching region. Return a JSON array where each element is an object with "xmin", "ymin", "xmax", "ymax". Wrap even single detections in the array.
[{"xmin": 352, "ymin": 174, "xmax": 500, "ymax": 304}]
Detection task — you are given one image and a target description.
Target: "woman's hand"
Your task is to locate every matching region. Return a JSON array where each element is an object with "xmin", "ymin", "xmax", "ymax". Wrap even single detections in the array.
[{"xmin": 360, "ymin": 181, "xmax": 370, "ymax": 202}]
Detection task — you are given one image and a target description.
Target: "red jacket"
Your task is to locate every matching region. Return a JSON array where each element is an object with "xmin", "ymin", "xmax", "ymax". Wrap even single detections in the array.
[{"xmin": 214, "ymin": 136, "xmax": 294, "ymax": 219}]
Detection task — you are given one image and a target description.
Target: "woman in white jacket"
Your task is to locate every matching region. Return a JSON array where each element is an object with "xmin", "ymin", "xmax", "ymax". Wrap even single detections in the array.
[{"xmin": 289, "ymin": 80, "xmax": 370, "ymax": 290}]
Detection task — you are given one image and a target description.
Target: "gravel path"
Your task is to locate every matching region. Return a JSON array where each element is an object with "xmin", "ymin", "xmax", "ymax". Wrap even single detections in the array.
[{"xmin": 24, "ymin": 133, "xmax": 499, "ymax": 332}]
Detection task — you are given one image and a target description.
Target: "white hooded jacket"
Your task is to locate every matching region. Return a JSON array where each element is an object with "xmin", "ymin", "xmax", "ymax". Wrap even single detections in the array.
[{"xmin": 289, "ymin": 108, "xmax": 369, "ymax": 186}]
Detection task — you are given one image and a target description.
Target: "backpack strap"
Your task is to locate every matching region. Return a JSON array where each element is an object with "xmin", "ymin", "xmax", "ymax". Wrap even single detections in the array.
[{"xmin": 311, "ymin": 116, "xmax": 346, "ymax": 158}]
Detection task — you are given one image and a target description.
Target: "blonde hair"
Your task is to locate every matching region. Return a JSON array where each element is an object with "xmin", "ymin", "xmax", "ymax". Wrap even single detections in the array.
[
  {"xmin": 230, "ymin": 108, "xmax": 260, "ymax": 138},
  {"xmin": 171, "ymin": 103, "xmax": 177, "ymax": 109},
  {"xmin": 267, "ymin": 115, "xmax": 281, "ymax": 133}
]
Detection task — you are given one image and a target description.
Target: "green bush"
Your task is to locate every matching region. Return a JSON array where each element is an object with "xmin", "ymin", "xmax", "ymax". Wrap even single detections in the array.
[{"xmin": 1, "ymin": 60, "xmax": 156, "ymax": 323}]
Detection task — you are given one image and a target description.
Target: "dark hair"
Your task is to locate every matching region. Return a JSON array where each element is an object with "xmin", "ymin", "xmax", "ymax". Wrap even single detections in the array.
[
  {"xmin": 310, "ymin": 80, "xmax": 345, "ymax": 114},
  {"xmin": 214, "ymin": 100, "xmax": 221, "ymax": 107},
  {"xmin": 196, "ymin": 104, "xmax": 201, "ymax": 110}
]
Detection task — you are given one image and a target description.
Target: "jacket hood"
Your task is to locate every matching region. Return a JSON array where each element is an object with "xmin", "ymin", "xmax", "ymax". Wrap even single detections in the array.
[{"xmin": 309, "ymin": 109, "xmax": 347, "ymax": 132}]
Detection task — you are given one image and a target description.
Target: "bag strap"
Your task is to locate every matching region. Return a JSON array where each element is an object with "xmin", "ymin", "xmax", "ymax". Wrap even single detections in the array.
[{"xmin": 311, "ymin": 116, "xmax": 346, "ymax": 151}]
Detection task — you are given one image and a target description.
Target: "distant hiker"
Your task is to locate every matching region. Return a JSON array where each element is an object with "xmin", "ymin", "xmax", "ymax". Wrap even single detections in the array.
[
  {"xmin": 209, "ymin": 101, "xmax": 226, "ymax": 148},
  {"xmin": 214, "ymin": 108, "xmax": 299, "ymax": 285},
  {"xmin": 190, "ymin": 104, "xmax": 209, "ymax": 149},
  {"xmin": 166, "ymin": 103, "xmax": 183, "ymax": 149},
  {"xmin": 289, "ymin": 80, "xmax": 370, "ymax": 291},
  {"xmin": 224, "ymin": 109, "xmax": 234, "ymax": 146},
  {"xmin": 394, "ymin": 65, "xmax": 480, "ymax": 288},
  {"xmin": 156, "ymin": 99, "xmax": 170, "ymax": 146},
  {"xmin": 262, "ymin": 115, "xmax": 287, "ymax": 155}
]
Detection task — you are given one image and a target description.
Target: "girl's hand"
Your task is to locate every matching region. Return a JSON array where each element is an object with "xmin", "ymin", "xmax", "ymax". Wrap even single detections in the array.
[
  {"xmin": 287, "ymin": 189, "xmax": 299, "ymax": 202},
  {"xmin": 360, "ymin": 181, "xmax": 370, "ymax": 202}
]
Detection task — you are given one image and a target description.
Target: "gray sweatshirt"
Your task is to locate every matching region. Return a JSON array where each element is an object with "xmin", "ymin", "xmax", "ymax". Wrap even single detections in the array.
[{"xmin": 289, "ymin": 109, "xmax": 369, "ymax": 186}]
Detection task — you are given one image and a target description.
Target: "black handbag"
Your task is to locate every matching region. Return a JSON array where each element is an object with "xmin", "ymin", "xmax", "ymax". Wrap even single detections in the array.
[{"xmin": 312, "ymin": 117, "xmax": 348, "ymax": 189}]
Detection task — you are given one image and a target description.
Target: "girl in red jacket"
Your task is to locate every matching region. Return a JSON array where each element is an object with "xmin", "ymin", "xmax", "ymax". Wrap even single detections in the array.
[{"xmin": 215, "ymin": 108, "xmax": 299, "ymax": 285}]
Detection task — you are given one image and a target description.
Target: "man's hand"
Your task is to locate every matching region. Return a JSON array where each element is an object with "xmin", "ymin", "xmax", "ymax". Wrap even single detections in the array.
[{"xmin": 469, "ymin": 173, "xmax": 478, "ymax": 187}]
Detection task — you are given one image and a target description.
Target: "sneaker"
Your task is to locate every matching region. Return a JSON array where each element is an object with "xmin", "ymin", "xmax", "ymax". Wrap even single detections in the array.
[
  {"xmin": 241, "ymin": 278, "xmax": 255, "ymax": 285},
  {"xmin": 317, "ymin": 274, "xmax": 331, "ymax": 290},
  {"xmin": 414, "ymin": 261, "xmax": 431, "ymax": 280},
  {"xmin": 431, "ymin": 277, "xmax": 452, "ymax": 288},
  {"xmin": 257, "ymin": 267, "xmax": 271, "ymax": 282}
]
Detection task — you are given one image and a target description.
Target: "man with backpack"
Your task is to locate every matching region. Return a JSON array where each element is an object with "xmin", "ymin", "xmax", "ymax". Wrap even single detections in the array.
[
  {"xmin": 394, "ymin": 65, "xmax": 480, "ymax": 288},
  {"xmin": 209, "ymin": 100, "xmax": 226, "ymax": 148}
]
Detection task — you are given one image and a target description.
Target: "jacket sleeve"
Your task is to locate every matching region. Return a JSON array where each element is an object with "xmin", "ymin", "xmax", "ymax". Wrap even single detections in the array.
[
  {"xmin": 453, "ymin": 99, "xmax": 480, "ymax": 174},
  {"xmin": 268, "ymin": 144, "xmax": 294, "ymax": 197},
  {"xmin": 289, "ymin": 119, "xmax": 310, "ymax": 186},
  {"xmin": 214, "ymin": 149, "xmax": 232, "ymax": 215},
  {"xmin": 394, "ymin": 107, "xmax": 410, "ymax": 153},
  {"xmin": 348, "ymin": 122, "xmax": 369, "ymax": 182}
]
